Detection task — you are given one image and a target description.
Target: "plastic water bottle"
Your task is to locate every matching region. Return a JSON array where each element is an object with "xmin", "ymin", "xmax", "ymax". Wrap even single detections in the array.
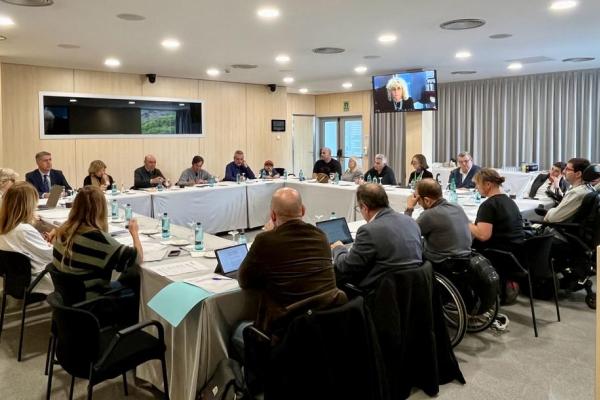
[
  {"xmin": 334, "ymin": 172, "xmax": 340, "ymax": 185},
  {"xmin": 236, "ymin": 172, "xmax": 241, "ymax": 184},
  {"xmin": 161, "ymin": 213, "xmax": 170, "ymax": 239},
  {"xmin": 121, "ymin": 183, "xmax": 125, "ymax": 194},
  {"xmin": 111, "ymin": 199, "xmax": 118, "ymax": 220},
  {"xmin": 111, "ymin": 183, "xmax": 117, "ymax": 195},
  {"xmin": 367, "ymin": 175, "xmax": 372, "ymax": 183},
  {"xmin": 194, "ymin": 222, "xmax": 204, "ymax": 251},
  {"xmin": 330, "ymin": 211, "xmax": 337, "ymax": 220},
  {"xmin": 209, "ymin": 176, "xmax": 215, "ymax": 187},
  {"xmin": 474, "ymin": 190, "xmax": 482, "ymax": 204},
  {"xmin": 283, "ymin": 169, "xmax": 287, "ymax": 180},
  {"xmin": 157, "ymin": 181, "xmax": 164, "ymax": 191},
  {"xmin": 449, "ymin": 178, "xmax": 458, "ymax": 204},
  {"xmin": 238, "ymin": 230, "xmax": 247, "ymax": 244},
  {"xmin": 299, "ymin": 169, "xmax": 305, "ymax": 181},
  {"xmin": 125, "ymin": 203, "xmax": 132, "ymax": 222}
]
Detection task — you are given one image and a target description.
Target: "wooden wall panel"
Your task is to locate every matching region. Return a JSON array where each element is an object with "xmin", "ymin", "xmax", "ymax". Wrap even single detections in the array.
[
  {"xmin": 2, "ymin": 64, "xmax": 75, "ymax": 182},
  {"xmin": 288, "ymin": 93, "xmax": 315, "ymax": 116},
  {"xmin": 74, "ymin": 70, "xmax": 143, "ymax": 96},
  {"xmin": 246, "ymin": 84, "xmax": 290, "ymax": 171}
]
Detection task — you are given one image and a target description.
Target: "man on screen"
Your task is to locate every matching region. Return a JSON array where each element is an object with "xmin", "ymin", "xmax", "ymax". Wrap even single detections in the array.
[{"xmin": 386, "ymin": 77, "xmax": 414, "ymax": 111}]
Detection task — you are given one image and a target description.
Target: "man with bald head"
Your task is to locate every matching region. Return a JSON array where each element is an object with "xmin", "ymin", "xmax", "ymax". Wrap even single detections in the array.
[
  {"xmin": 312, "ymin": 147, "xmax": 342, "ymax": 179},
  {"xmin": 133, "ymin": 154, "xmax": 168, "ymax": 189},
  {"xmin": 238, "ymin": 187, "xmax": 347, "ymax": 334},
  {"xmin": 405, "ymin": 178, "xmax": 471, "ymax": 265}
]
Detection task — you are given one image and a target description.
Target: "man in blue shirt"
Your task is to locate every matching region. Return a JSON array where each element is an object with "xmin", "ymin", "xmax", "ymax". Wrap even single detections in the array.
[{"xmin": 224, "ymin": 150, "xmax": 256, "ymax": 181}]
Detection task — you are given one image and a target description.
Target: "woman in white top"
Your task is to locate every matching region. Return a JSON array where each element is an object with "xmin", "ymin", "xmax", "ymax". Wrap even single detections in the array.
[
  {"xmin": 0, "ymin": 168, "xmax": 18, "ymax": 206},
  {"xmin": 0, "ymin": 181, "xmax": 54, "ymax": 293}
]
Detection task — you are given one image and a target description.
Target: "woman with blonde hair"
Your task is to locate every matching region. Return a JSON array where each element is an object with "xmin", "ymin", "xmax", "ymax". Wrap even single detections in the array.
[
  {"xmin": 53, "ymin": 186, "xmax": 142, "ymax": 299},
  {"xmin": 341, "ymin": 157, "xmax": 363, "ymax": 182},
  {"xmin": 0, "ymin": 182, "xmax": 54, "ymax": 292},
  {"xmin": 83, "ymin": 160, "xmax": 114, "ymax": 190},
  {"xmin": 0, "ymin": 168, "xmax": 18, "ymax": 204}
]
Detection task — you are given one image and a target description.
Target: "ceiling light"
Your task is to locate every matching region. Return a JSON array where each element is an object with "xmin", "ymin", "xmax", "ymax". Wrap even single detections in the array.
[
  {"xmin": 0, "ymin": 36, "xmax": 6, "ymax": 41},
  {"xmin": 179, "ymin": 103, "xmax": 185, "ymax": 106},
  {"xmin": 489, "ymin": 33, "xmax": 513, "ymax": 39},
  {"xmin": 206, "ymin": 68, "xmax": 220, "ymax": 76},
  {"xmin": 57, "ymin": 43, "xmax": 80, "ymax": 49},
  {"xmin": 342, "ymin": 82, "xmax": 353, "ymax": 89},
  {"xmin": 455, "ymin": 51, "xmax": 471, "ymax": 59},
  {"xmin": 312, "ymin": 47, "xmax": 345, "ymax": 54},
  {"xmin": 0, "ymin": 16, "xmax": 15, "ymax": 26},
  {"xmin": 128, "ymin": 101, "xmax": 135, "ymax": 105},
  {"xmin": 550, "ymin": 1, "xmax": 577, "ymax": 10},
  {"xmin": 283, "ymin": 76, "xmax": 294, "ymax": 84},
  {"xmin": 104, "ymin": 58, "xmax": 121, "ymax": 67},
  {"xmin": 257, "ymin": 7, "xmax": 280, "ymax": 19},
  {"xmin": 440, "ymin": 18, "xmax": 486, "ymax": 30},
  {"xmin": 1, "ymin": 0, "xmax": 53, "ymax": 6},
  {"xmin": 69, "ymin": 99, "xmax": 77, "ymax": 103},
  {"xmin": 378, "ymin": 34, "xmax": 397, "ymax": 43},
  {"xmin": 275, "ymin": 54, "xmax": 290, "ymax": 64},
  {"xmin": 299, "ymin": 88, "xmax": 308, "ymax": 94},
  {"xmin": 507, "ymin": 62, "xmax": 522, "ymax": 70},
  {"xmin": 562, "ymin": 57, "xmax": 595, "ymax": 62},
  {"xmin": 161, "ymin": 39, "xmax": 180, "ymax": 49},
  {"xmin": 231, "ymin": 64, "xmax": 258, "ymax": 69},
  {"xmin": 354, "ymin": 66, "xmax": 368, "ymax": 74},
  {"xmin": 116, "ymin": 13, "xmax": 146, "ymax": 21}
]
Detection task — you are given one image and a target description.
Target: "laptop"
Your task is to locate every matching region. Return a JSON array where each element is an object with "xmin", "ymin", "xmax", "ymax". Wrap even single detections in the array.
[
  {"xmin": 38, "ymin": 185, "xmax": 64, "ymax": 210},
  {"xmin": 214, "ymin": 243, "xmax": 248, "ymax": 278},
  {"xmin": 316, "ymin": 217, "xmax": 354, "ymax": 245}
]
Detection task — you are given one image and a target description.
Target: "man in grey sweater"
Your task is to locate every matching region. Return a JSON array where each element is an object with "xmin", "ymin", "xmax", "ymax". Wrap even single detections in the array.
[{"xmin": 405, "ymin": 179, "xmax": 472, "ymax": 264}]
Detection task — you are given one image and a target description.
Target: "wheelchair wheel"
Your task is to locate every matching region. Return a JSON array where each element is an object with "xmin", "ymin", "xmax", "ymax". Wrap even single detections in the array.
[
  {"xmin": 467, "ymin": 296, "xmax": 499, "ymax": 333},
  {"xmin": 585, "ymin": 293, "xmax": 596, "ymax": 309},
  {"xmin": 434, "ymin": 272, "xmax": 467, "ymax": 348}
]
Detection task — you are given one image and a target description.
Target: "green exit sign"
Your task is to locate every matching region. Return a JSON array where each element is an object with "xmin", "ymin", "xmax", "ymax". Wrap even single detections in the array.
[{"xmin": 343, "ymin": 101, "xmax": 350, "ymax": 112}]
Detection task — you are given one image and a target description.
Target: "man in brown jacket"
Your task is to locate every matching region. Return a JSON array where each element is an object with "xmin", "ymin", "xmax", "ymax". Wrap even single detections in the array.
[{"xmin": 238, "ymin": 187, "xmax": 347, "ymax": 335}]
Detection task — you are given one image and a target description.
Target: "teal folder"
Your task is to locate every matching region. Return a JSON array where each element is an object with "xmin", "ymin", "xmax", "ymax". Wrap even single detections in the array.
[{"xmin": 147, "ymin": 281, "xmax": 212, "ymax": 327}]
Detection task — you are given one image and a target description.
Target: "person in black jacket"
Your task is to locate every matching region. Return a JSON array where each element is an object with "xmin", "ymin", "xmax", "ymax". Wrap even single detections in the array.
[
  {"xmin": 448, "ymin": 151, "xmax": 480, "ymax": 189},
  {"xmin": 364, "ymin": 154, "xmax": 397, "ymax": 185},
  {"xmin": 526, "ymin": 161, "xmax": 569, "ymax": 202},
  {"xmin": 407, "ymin": 154, "xmax": 433, "ymax": 186},
  {"xmin": 25, "ymin": 151, "xmax": 71, "ymax": 198}
]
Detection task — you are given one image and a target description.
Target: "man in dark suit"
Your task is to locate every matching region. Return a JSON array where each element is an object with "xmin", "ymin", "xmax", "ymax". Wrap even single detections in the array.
[
  {"xmin": 25, "ymin": 151, "xmax": 71, "ymax": 198},
  {"xmin": 527, "ymin": 161, "xmax": 569, "ymax": 203},
  {"xmin": 448, "ymin": 151, "xmax": 481, "ymax": 189},
  {"xmin": 332, "ymin": 183, "xmax": 423, "ymax": 289},
  {"xmin": 133, "ymin": 154, "xmax": 168, "ymax": 189},
  {"xmin": 238, "ymin": 187, "xmax": 347, "ymax": 335}
]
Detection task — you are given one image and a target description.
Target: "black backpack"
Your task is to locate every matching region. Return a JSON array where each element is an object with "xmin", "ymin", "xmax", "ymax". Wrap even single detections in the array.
[{"xmin": 468, "ymin": 252, "xmax": 500, "ymax": 313}]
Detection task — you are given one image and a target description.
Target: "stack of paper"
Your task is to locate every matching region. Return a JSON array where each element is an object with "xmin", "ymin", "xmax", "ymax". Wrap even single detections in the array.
[
  {"xmin": 145, "ymin": 260, "xmax": 210, "ymax": 277},
  {"xmin": 185, "ymin": 274, "xmax": 239, "ymax": 294}
]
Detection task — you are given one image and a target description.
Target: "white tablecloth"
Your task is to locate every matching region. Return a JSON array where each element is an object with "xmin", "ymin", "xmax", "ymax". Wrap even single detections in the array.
[
  {"xmin": 107, "ymin": 191, "xmax": 153, "ymax": 217},
  {"xmin": 285, "ymin": 180, "xmax": 358, "ymax": 223},
  {"xmin": 431, "ymin": 167, "xmax": 536, "ymax": 198},
  {"xmin": 151, "ymin": 184, "xmax": 248, "ymax": 234},
  {"xmin": 246, "ymin": 180, "xmax": 285, "ymax": 228}
]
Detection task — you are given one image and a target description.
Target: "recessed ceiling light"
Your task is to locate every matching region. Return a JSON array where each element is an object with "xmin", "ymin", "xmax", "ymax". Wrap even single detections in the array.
[
  {"xmin": 440, "ymin": 18, "xmax": 486, "ymax": 30},
  {"xmin": 231, "ymin": 64, "xmax": 258, "ymax": 69},
  {"xmin": 275, "ymin": 54, "xmax": 290, "ymax": 64},
  {"xmin": 0, "ymin": 35, "xmax": 6, "ymax": 41},
  {"xmin": 455, "ymin": 51, "xmax": 471, "ymax": 59},
  {"xmin": 299, "ymin": 88, "xmax": 308, "ymax": 94},
  {"xmin": 451, "ymin": 70, "xmax": 477, "ymax": 75},
  {"xmin": 206, "ymin": 68, "xmax": 220, "ymax": 76},
  {"xmin": 1, "ymin": 0, "xmax": 53, "ymax": 6},
  {"xmin": 342, "ymin": 82, "xmax": 353, "ymax": 89},
  {"xmin": 489, "ymin": 33, "xmax": 513, "ymax": 39},
  {"xmin": 257, "ymin": 7, "xmax": 280, "ymax": 19},
  {"xmin": 128, "ymin": 101, "xmax": 135, "ymax": 105},
  {"xmin": 550, "ymin": 1, "xmax": 577, "ymax": 10},
  {"xmin": 57, "ymin": 43, "xmax": 80, "ymax": 49},
  {"xmin": 507, "ymin": 62, "xmax": 522, "ymax": 70},
  {"xmin": 161, "ymin": 39, "xmax": 180, "ymax": 49},
  {"xmin": 69, "ymin": 99, "xmax": 77, "ymax": 103},
  {"xmin": 312, "ymin": 47, "xmax": 345, "ymax": 54},
  {"xmin": 354, "ymin": 65, "xmax": 368, "ymax": 74},
  {"xmin": 0, "ymin": 16, "xmax": 15, "ymax": 26},
  {"xmin": 116, "ymin": 13, "xmax": 146, "ymax": 21},
  {"xmin": 283, "ymin": 76, "xmax": 294, "ymax": 84},
  {"xmin": 104, "ymin": 58, "xmax": 121, "ymax": 67},
  {"xmin": 562, "ymin": 57, "xmax": 595, "ymax": 62},
  {"xmin": 378, "ymin": 34, "xmax": 397, "ymax": 43}
]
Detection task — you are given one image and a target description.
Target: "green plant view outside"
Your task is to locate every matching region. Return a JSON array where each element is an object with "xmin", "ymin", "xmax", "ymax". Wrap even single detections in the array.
[{"xmin": 141, "ymin": 109, "xmax": 176, "ymax": 134}]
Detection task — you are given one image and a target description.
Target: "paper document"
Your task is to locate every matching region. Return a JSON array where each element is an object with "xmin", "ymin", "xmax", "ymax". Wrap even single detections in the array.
[
  {"xmin": 147, "ymin": 281, "xmax": 212, "ymax": 327},
  {"xmin": 185, "ymin": 274, "xmax": 239, "ymax": 294},
  {"xmin": 145, "ymin": 260, "xmax": 209, "ymax": 277}
]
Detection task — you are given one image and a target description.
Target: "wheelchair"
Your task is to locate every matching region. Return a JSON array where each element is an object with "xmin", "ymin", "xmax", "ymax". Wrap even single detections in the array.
[{"xmin": 536, "ymin": 164, "xmax": 600, "ymax": 309}]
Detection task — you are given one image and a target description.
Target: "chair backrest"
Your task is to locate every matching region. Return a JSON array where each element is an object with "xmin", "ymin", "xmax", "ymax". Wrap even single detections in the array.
[
  {"xmin": 46, "ymin": 292, "xmax": 101, "ymax": 378},
  {"xmin": 46, "ymin": 263, "xmax": 90, "ymax": 306},
  {"xmin": 0, "ymin": 250, "xmax": 33, "ymax": 299},
  {"xmin": 574, "ymin": 190, "xmax": 600, "ymax": 248},
  {"xmin": 521, "ymin": 234, "xmax": 554, "ymax": 279}
]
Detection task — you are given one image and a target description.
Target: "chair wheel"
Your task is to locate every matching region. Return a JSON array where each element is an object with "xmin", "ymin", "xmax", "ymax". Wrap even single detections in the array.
[{"xmin": 585, "ymin": 293, "xmax": 596, "ymax": 309}]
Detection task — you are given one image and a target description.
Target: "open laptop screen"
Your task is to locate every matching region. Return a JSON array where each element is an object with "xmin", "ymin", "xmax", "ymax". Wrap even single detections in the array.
[
  {"xmin": 215, "ymin": 244, "xmax": 248, "ymax": 274},
  {"xmin": 316, "ymin": 217, "xmax": 353, "ymax": 245}
]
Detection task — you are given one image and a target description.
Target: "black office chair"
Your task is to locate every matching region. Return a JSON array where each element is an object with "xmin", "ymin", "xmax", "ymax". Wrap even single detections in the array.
[
  {"xmin": 46, "ymin": 292, "xmax": 169, "ymax": 400},
  {"xmin": 0, "ymin": 250, "xmax": 49, "ymax": 361},
  {"xmin": 481, "ymin": 234, "xmax": 560, "ymax": 337}
]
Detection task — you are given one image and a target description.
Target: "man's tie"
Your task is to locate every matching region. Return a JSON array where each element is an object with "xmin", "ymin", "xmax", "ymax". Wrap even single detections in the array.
[{"xmin": 43, "ymin": 174, "xmax": 50, "ymax": 193}]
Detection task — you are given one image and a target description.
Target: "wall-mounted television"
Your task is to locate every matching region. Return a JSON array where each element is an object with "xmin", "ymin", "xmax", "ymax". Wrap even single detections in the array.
[
  {"xmin": 39, "ymin": 92, "xmax": 204, "ymax": 139},
  {"xmin": 372, "ymin": 70, "xmax": 437, "ymax": 113}
]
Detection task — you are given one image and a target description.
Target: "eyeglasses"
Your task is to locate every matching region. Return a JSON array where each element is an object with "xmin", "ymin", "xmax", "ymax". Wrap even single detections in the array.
[{"xmin": 564, "ymin": 167, "xmax": 575, "ymax": 172}]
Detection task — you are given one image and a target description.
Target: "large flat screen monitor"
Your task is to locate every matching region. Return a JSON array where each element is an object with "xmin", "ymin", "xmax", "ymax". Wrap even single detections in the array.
[{"xmin": 372, "ymin": 70, "xmax": 437, "ymax": 113}]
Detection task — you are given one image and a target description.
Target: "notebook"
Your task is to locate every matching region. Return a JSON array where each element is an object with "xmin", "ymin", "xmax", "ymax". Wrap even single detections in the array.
[
  {"xmin": 316, "ymin": 217, "xmax": 354, "ymax": 245},
  {"xmin": 214, "ymin": 243, "xmax": 248, "ymax": 278},
  {"xmin": 37, "ymin": 185, "xmax": 64, "ymax": 210}
]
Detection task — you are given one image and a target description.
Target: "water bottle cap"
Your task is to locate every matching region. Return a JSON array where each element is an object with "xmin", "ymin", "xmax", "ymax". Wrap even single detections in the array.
[
  {"xmin": 126, "ymin": 203, "xmax": 130, "ymax": 206},
  {"xmin": 163, "ymin": 212, "xmax": 168, "ymax": 216},
  {"xmin": 196, "ymin": 222, "xmax": 202, "ymax": 225}
]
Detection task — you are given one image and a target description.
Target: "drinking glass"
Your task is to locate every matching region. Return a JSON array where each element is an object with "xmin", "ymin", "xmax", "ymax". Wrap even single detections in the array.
[
  {"xmin": 329, "ymin": 173, "xmax": 335, "ymax": 182},
  {"xmin": 228, "ymin": 230, "xmax": 239, "ymax": 243},
  {"xmin": 314, "ymin": 214, "xmax": 324, "ymax": 225}
]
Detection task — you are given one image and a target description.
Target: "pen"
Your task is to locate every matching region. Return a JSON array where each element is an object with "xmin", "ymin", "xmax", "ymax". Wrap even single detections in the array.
[{"xmin": 212, "ymin": 277, "xmax": 230, "ymax": 281}]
